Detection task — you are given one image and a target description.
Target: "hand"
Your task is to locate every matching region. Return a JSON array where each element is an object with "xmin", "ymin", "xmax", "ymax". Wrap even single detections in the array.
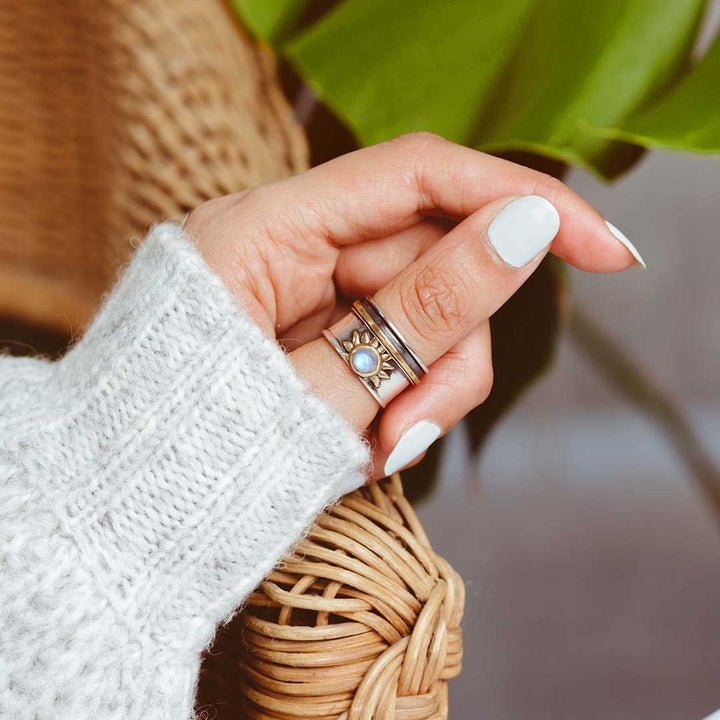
[{"xmin": 185, "ymin": 133, "xmax": 642, "ymax": 478}]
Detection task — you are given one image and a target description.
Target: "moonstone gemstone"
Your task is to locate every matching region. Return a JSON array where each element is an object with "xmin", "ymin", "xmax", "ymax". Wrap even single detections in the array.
[{"xmin": 350, "ymin": 346, "xmax": 379, "ymax": 375}]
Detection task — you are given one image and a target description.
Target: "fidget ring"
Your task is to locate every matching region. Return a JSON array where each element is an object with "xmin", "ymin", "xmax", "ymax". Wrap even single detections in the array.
[{"xmin": 322, "ymin": 297, "xmax": 428, "ymax": 407}]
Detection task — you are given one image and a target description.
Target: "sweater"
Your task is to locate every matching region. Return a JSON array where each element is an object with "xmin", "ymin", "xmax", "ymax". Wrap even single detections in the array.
[{"xmin": 0, "ymin": 223, "xmax": 370, "ymax": 719}]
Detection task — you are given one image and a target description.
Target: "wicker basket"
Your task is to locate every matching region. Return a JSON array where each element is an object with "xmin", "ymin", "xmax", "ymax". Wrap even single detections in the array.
[
  {"xmin": 0, "ymin": 0, "xmax": 308, "ymax": 333},
  {"xmin": 237, "ymin": 475, "xmax": 465, "ymax": 719}
]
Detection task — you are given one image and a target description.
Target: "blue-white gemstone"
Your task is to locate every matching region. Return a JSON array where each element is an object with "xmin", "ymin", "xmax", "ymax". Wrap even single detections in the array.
[{"xmin": 350, "ymin": 346, "xmax": 380, "ymax": 375}]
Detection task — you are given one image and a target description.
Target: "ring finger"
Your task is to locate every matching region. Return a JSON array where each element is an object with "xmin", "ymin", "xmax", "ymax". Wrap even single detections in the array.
[
  {"xmin": 279, "ymin": 218, "xmax": 451, "ymax": 348},
  {"xmin": 291, "ymin": 193, "xmax": 560, "ymax": 432},
  {"xmin": 373, "ymin": 322, "xmax": 492, "ymax": 478}
]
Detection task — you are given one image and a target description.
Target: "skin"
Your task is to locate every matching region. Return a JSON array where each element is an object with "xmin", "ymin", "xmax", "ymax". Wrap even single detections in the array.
[{"xmin": 185, "ymin": 133, "xmax": 637, "ymax": 478}]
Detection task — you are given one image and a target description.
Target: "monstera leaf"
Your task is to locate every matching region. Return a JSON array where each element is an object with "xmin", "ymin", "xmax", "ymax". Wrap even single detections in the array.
[
  {"xmin": 232, "ymin": 0, "xmax": 711, "ymax": 178},
  {"xmin": 596, "ymin": 33, "xmax": 720, "ymax": 152}
]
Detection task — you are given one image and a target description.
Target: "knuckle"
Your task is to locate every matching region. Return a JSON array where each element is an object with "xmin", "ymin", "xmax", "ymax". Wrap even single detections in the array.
[
  {"xmin": 383, "ymin": 133, "xmax": 450, "ymax": 208},
  {"xmin": 396, "ymin": 130, "xmax": 445, "ymax": 147},
  {"xmin": 531, "ymin": 171, "xmax": 565, "ymax": 198},
  {"xmin": 441, "ymin": 352, "xmax": 493, "ymax": 405},
  {"xmin": 386, "ymin": 131, "xmax": 446, "ymax": 159},
  {"xmin": 400, "ymin": 264, "xmax": 468, "ymax": 337},
  {"xmin": 474, "ymin": 363, "xmax": 494, "ymax": 404}
]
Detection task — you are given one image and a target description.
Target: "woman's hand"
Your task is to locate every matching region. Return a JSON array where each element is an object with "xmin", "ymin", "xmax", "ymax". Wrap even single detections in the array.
[{"xmin": 185, "ymin": 133, "xmax": 642, "ymax": 478}]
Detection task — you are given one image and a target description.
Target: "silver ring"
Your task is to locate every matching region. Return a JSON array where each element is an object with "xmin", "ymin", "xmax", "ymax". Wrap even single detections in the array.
[
  {"xmin": 322, "ymin": 298, "xmax": 427, "ymax": 407},
  {"xmin": 361, "ymin": 297, "xmax": 428, "ymax": 377}
]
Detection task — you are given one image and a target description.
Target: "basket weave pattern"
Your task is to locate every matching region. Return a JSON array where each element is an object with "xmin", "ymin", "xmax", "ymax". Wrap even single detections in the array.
[
  {"xmin": 238, "ymin": 476, "xmax": 465, "ymax": 719},
  {"xmin": 0, "ymin": 0, "xmax": 308, "ymax": 331}
]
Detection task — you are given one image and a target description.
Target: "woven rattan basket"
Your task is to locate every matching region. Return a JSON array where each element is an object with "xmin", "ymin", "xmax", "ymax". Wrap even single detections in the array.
[{"xmin": 237, "ymin": 475, "xmax": 464, "ymax": 719}]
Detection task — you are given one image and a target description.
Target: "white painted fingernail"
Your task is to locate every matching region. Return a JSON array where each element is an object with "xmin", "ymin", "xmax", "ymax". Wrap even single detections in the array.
[
  {"xmin": 488, "ymin": 195, "xmax": 560, "ymax": 268},
  {"xmin": 605, "ymin": 220, "xmax": 646, "ymax": 269},
  {"xmin": 384, "ymin": 420, "xmax": 442, "ymax": 476}
]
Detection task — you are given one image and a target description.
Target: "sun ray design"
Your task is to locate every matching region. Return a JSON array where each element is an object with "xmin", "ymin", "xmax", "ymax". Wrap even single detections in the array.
[{"xmin": 344, "ymin": 329, "xmax": 394, "ymax": 387}]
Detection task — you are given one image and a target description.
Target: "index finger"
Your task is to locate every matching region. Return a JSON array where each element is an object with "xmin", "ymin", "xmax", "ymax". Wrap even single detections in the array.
[{"xmin": 254, "ymin": 132, "xmax": 643, "ymax": 273}]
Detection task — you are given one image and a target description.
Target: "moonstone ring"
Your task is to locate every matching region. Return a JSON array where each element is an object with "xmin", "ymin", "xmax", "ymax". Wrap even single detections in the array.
[{"xmin": 322, "ymin": 297, "xmax": 428, "ymax": 407}]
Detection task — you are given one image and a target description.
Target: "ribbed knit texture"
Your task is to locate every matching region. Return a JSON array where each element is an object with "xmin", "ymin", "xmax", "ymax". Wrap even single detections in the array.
[{"xmin": 0, "ymin": 223, "xmax": 369, "ymax": 719}]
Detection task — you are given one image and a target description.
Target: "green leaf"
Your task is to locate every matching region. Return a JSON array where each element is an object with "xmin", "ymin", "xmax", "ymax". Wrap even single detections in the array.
[
  {"xmin": 595, "ymin": 34, "xmax": 720, "ymax": 152},
  {"xmin": 282, "ymin": 0, "xmax": 706, "ymax": 176},
  {"xmin": 285, "ymin": 0, "xmax": 535, "ymax": 146},
  {"xmin": 230, "ymin": 0, "xmax": 308, "ymax": 43},
  {"xmin": 473, "ymin": 0, "xmax": 706, "ymax": 175}
]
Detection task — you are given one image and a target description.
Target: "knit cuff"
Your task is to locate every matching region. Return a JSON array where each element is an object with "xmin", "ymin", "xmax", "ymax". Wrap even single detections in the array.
[{"xmin": 52, "ymin": 223, "xmax": 369, "ymax": 650}]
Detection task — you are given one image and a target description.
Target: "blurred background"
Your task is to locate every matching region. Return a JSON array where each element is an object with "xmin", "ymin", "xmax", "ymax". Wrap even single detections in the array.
[
  {"xmin": 1, "ymin": 0, "xmax": 719, "ymax": 718},
  {"xmin": 424, "ymin": 151, "xmax": 720, "ymax": 719}
]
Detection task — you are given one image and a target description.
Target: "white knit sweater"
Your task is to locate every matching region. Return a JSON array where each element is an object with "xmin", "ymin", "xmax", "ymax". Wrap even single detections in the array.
[{"xmin": 0, "ymin": 223, "xmax": 370, "ymax": 719}]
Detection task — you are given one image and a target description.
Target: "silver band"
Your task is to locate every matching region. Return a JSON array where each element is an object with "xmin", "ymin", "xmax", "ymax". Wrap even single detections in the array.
[
  {"xmin": 322, "ymin": 298, "xmax": 427, "ymax": 407},
  {"xmin": 361, "ymin": 297, "xmax": 428, "ymax": 377}
]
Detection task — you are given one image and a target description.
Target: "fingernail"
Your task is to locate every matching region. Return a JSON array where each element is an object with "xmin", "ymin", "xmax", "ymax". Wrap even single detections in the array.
[
  {"xmin": 605, "ymin": 220, "xmax": 646, "ymax": 269},
  {"xmin": 384, "ymin": 420, "xmax": 442, "ymax": 476},
  {"xmin": 488, "ymin": 195, "xmax": 560, "ymax": 268}
]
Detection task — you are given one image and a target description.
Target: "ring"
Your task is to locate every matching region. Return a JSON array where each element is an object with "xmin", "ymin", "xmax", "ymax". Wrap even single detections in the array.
[{"xmin": 322, "ymin": 297, "xmax": 428, "ymax": 407}]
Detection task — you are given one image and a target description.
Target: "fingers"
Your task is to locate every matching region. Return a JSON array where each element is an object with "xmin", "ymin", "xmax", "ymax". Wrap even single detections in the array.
[
  {"xmin": 290, "ymin": 193, "xmax": 560, "ymax": 433},
  {"xmin": 334, "ymin": 218, "xmax": 451, "ymax": 298},
  {"xmin": 373, "ymin": 324, "xmax": 492, "ymax": 478},
  {"xmin": 374, "ymin": 195, "xmax": 558, "ymax": 366},
  {"xmin": 252, "ymin": 132, "xmax": 640, "ymax": 273},
  {"xmin": 283, "ymin": 218, "xmax": 451, "ymax": 346},
  {"xmin": 278, "ymin": 281, "xmax": 337, "ymax": 350},
  {"xmin": 291, "ymin": 335, "xmax": 377, "ymax": 430}
]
